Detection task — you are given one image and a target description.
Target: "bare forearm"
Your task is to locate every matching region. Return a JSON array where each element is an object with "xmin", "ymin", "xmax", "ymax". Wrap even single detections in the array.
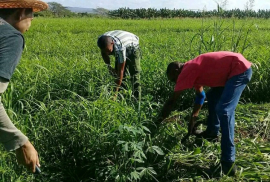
[
  {"xmin": 0, "ymin": 103, "xmax": 28, "ymax": 151},
  {"xmin": 161, "ymin": 98, "xmax": 175, "ymax": 119},
  {"xmin": 115, "ymin": 71, "xmax": 124, "ymax": 92},
  {"xmin": 102, "ymin": 53, "xmax": 110, "ymax": 65},
  {"xmin": 115, "ymin": 61, "xmax": 126, "ymax": 93},
  {"xmin": 192, "ymin": 103, "xmax": 202, "ymax": 117},
  {"xmin": 188, "ymin": 104, "xmax": 202, "ymax": 134},
  {"xmin": 161, "ymin": 91, "xmax": 182, "ymax": 120}
]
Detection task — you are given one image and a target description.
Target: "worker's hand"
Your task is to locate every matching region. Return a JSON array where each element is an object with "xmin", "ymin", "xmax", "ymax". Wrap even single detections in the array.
[
  {"xmin": 112, "ymin": 92, "xmax": 118, "ymax": 101},
  {"xmin": 113, "ymin": 95, "xmax": 117, "ymax": 101},
  {"xmin": 15, "ymin": 141, "xmax": 40, "ymax": 173}
]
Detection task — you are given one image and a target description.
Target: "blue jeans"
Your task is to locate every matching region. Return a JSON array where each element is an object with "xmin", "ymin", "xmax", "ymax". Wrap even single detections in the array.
[{"xmin": 205, "ymin": 68, "xmax": 252, "ymax": 162}]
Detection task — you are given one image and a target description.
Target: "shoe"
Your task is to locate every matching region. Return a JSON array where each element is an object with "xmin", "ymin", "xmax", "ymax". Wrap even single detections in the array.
[
  {"xmin": 194, "ymin": 130, "xmax": 219, "ymax": 142},
  {"xmin": 209, "ymin": 162, "xmax": 237, "ymax": 177},
  {"xmin": 221, "ymin": 161, "xmax": 237, "ymax": 176}
]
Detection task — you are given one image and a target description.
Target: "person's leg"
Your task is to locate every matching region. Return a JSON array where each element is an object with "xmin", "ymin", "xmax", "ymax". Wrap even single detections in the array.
[
  {"xmin": 127, "ymin": 47, "xmax": 141, "ymax": 100},
  {"xmin": 216, "ymin": 68, "xmax": 252, "ymax": 163},
  {"xmin": 205, "ymin": 87, "xmax": 224, "ymax": 135},
  {"xmin": 195, "ymin": 87, "xmax": 223, "ymax": 141}
]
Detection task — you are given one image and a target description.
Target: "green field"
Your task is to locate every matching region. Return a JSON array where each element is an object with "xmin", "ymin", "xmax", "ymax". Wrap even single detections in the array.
[{"xmin": 0, "ymin": 17, "xmax": 270, "ymax": 181}]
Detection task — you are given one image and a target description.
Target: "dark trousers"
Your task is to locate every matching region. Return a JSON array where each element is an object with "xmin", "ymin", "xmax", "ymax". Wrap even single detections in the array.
[{"xmin": 115, "ymin": 47, "xmax": 141, "ymax": 100}]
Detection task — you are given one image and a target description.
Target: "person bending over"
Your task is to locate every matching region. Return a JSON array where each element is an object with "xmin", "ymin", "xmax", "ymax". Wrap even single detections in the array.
[
  {"xmin": 97, "ymin": 30, "xmax": 142, "ymax": 100},
  {"xmin": 0, "ymin": 0, "xmax": 48, "ymax": 173},
  {"xmin": 160, "ymin": 51, "xmax": 252, "ymax": 176}
]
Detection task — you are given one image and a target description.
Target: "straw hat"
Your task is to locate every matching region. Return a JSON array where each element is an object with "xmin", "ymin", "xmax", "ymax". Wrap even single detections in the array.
[{"xmin": 0, "ymin": 0, "xmax": 48, "ymax": 12}]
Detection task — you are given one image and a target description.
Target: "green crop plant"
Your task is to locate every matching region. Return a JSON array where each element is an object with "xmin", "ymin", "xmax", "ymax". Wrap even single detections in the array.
[{"xmin": 0, "ymin": 17, "xmax": 269, "ymax": 181}]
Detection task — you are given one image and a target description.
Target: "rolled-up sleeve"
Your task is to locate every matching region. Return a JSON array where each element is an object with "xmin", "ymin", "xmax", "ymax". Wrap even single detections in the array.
[
  {"xmin": 0, "ymin": 21, "xmax": 27, "ymax": 151},
  {"xmin": 0, "ymin": 100, "xmax": 28, "ymax": 151}
]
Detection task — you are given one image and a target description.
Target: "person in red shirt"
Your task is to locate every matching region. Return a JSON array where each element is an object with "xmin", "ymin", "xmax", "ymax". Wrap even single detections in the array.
[{"xmin": 160, "ymin": 51, "xmax": 252, "ymax": 176}]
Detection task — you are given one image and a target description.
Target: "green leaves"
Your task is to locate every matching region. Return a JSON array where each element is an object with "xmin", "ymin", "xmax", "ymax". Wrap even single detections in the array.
[
  {"xmin": 193, "ymin": 147, "xmax": 201, "ymax": 155},
  {"xmin": 1, "ymin": 17, "xmax": 270, "ymax": 182},
  {"xmin": 130, "ymin": 170, "xmax": 140, "ymax": 180},
  {"xmin": 147, "ymin": 146, "xmax": 165, "ymax": 155}
]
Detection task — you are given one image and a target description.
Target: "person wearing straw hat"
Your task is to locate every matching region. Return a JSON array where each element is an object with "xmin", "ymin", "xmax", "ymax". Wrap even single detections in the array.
[{"xmin": 0, "ymin": 0, "xmax": 48, "ymax": 173}]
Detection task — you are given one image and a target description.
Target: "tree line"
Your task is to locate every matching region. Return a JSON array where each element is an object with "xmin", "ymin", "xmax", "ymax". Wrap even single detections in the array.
[
  {"xmin": 35, "ymin": 1, "xmax": 270, "ymax": 19},
  {"xmin": 108, "ymin": 8, "xmax": 270, "ymax": 19}
]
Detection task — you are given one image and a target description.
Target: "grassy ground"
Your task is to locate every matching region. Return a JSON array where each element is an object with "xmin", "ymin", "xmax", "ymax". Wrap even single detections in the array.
[{"xmin": 0, "ymin": 17, "xmax": 270, "ymax": 181}]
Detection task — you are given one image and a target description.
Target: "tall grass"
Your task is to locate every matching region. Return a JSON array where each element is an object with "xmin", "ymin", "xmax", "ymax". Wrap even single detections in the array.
[{"xmin": 0, "ymin": 18, "xmax": 269, "ymax": 181}]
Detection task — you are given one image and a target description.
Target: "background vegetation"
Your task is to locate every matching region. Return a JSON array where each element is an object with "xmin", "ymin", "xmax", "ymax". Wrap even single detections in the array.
[
  {"xmin": 108, "ymin": 8, "xmax": 270, "ymax": 19},
  {"xmin": 35, "ymin": 1, "xmax": 270, "ymax": 19},
  {"xmin": 0, "ymin": 17, "xmax": 270, "ymax": 182}
]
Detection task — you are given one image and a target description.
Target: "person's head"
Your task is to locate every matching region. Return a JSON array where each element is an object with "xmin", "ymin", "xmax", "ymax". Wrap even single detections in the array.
[
  {"xmin": 0, "ymin": 0, "xmax": 48, "ymax": 33},
  {"xmin": 166, "ymin": 62, "xmax": 184, "ymax": 83},
  {"xmin": 97, "ymin": 35, "xmax": 114, "ymax": 55},
  {"xmin": 0, "ymin": 8, "xmax": 34, "ymax": 33}
]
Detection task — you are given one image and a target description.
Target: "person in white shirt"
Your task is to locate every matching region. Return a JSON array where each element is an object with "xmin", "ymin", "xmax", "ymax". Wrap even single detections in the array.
[{"xmin": 97, "ymin": 30, "xmax": 142, "ymax": 100}]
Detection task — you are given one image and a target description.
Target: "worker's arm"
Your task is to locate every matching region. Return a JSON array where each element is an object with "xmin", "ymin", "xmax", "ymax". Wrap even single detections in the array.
[
  {"xmin": 0, "ymin": 80, "xmax": 39, "ymax": 173},
  {"xmin": 113, "ymin": 48, "xmax": 127, "ymax": 99},
  {"xmin": 160, "ymin": 91, "xmax": 182, "ymax": 121},
  {"xmin": 188, "ymin": 86, "xmax": 206, "ymax": 134},
  {"xmin": 101, "ymin": 51, "xmax": 116, "ymax": 76},
  {"xmin": 115, "ymin": 61, "xmax": 126, "ymax": 93}
]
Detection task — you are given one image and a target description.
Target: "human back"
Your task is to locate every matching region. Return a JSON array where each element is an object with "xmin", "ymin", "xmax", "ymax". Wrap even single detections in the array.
[
  {"xmin": 103, "ymin": 30, "xmax": 139, "ymax": 48},
  {"xmin": 195, "ymin": 51, "xmax": 251, "ymax": 77},
  {"xmin": 175, "ymin": 51, "xmax": 252, "ymax": 91}
]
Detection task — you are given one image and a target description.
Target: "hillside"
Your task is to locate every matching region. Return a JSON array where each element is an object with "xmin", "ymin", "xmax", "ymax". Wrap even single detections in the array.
[{"xmin": 66, "ymin": 7, "xmax": 109, "ymax": 14}]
